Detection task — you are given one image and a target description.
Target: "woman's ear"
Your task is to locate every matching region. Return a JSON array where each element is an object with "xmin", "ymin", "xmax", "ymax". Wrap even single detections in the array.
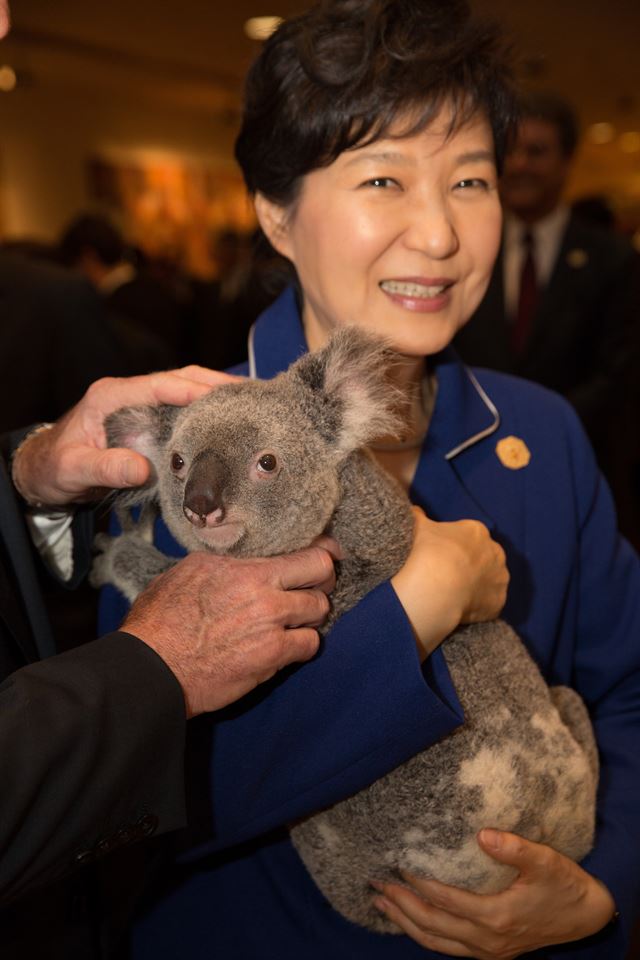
[{"xmin": 254, "ymin": 192, "xmax": 293, "ymax": 259}]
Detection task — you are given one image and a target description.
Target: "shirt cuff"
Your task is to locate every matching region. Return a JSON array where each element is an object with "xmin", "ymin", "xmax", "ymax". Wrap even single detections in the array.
[{"xmin": 27, "ymin": 509, "xmax": 75, "ymax": 581}]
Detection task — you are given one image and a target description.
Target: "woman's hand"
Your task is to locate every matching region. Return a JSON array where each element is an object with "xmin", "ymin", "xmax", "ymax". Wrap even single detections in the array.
[
  {"xmin": 372, "ymin": 830, "xmax": 617, "ymax": 958},
  {"xmin": 391, "ymin": 507, "xmax": 509, "ymax": 659}
]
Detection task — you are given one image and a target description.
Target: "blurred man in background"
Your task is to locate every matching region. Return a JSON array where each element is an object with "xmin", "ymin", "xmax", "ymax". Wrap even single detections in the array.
[
  {"xmin": 454, "ymin": 91, "xmax": 640, "ymax": 543},
  {"xmin": 60, "ymin": 213, "xmax": 185, "ymax": 373}
]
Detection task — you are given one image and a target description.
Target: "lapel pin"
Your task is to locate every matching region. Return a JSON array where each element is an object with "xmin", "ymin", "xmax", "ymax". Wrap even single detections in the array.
[
  {"xmin": 566, "ymin": 248, "xmax": 588, "ymax": 268},
  {"xmin": 496, "ymin": 436, "xmax": 531, "ymax": 470}
]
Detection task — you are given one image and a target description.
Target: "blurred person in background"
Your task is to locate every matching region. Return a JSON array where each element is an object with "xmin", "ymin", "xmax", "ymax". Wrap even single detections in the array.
[
  {"xmin": 454, "ymin": 91, "xmax": 640, "ymax": 543},
  {"xmin": 190, "ymin": 227, "xmax": 287, "ymax": 371},
  {"xmin": 0, "ymin": 246, "xmax": 125, "ymax": 434},
  {"xmin": 60, "ymin": 213, "xmax": 186, "ymax": 373}
]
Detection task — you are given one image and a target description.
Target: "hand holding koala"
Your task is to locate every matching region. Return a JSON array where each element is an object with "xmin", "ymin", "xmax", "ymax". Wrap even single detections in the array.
[{"xmin": 92, "ymin": 329, "xmax": 597, "ymax": 932}]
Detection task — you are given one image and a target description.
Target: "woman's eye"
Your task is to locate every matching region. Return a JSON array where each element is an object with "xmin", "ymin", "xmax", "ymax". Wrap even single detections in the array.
[
  {"xmin": 257, "ymin": 453, "xmax": 278, "ymax": 473},
  {"xmin": 171, "ymin": 453, "xmax": 185, "ymax": 471},
  {"xmin": 362, "ymin": 177, "xmax": 398, "ymax": 189},
  {"xmin": 455, "ymin": 178, "xmax": 490, "ymax": 191}
]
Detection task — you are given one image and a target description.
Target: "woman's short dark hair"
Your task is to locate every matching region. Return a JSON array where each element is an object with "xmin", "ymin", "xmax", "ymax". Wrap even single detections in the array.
[{"xmin": 235, "ymin": 0, "xmax": 517, "ymax": 206}]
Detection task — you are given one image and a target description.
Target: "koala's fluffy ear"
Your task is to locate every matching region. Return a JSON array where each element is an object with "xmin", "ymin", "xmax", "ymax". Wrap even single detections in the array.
[
  {"xmin": 291, "ymin": 328, "xmax": 405, "ymax": 454},
  {"xmin": 105, "ymin": 404, "xmax": 180, "ymax": 502}
]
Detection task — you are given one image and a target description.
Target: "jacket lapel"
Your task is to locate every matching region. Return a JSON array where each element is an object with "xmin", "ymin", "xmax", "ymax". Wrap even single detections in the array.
[{"xmin": 411, "ymin": 349, "xmax": 506, "ymax": 530}]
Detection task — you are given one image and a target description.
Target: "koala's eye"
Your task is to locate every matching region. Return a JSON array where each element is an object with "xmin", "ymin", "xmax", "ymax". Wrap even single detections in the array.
[
  {"xmin": 171, "ymin": 453, "xmax": 185, "ymax": 472},
  {"xmin": 257, "ymin": 453, "xmax": 278, "ymax": 474}
]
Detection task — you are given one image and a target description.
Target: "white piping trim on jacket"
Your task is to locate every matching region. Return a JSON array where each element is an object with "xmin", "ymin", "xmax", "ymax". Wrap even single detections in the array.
[
  {"xmin": 247, "ymin": 324, "xmax": 257, "ymax": 380},
  {"xmin": 445, "ymin": 367, "xmax": 501, "ymax": 460}
]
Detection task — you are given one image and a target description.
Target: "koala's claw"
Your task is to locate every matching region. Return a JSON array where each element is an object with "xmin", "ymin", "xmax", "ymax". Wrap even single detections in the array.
[
  {"xmin": 89, "ymin": 539, "xmax": 115, "ymax": 590},
  {"xmin": 92, "ymin": 532, "xmax": 113, "ymax": 552},
  {"xmin": 137, "ymin": 504, "xmax": 157, "ymax": 542}
]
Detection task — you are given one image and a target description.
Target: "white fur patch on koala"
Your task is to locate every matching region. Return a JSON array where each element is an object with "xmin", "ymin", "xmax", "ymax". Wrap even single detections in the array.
[
  {"xmin": 529, "ymin": 710, "xmax": 592, "ymax": 786},
  {"xmin": 457, "ymin": 747, "xmax": 518, "ymax": 818},
  {"xmin": 316, "ymin": 821, "xmax": 342, "ymax": 850}
]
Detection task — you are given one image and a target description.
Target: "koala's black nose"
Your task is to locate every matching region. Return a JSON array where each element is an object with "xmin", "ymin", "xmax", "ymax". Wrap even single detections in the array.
[{"xmin": 183, "ymin": 450, "xmax": 228, "ymax": 528}]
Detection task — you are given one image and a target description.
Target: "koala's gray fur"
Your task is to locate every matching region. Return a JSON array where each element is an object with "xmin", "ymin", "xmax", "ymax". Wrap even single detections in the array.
[{"xmin": 91, "ymin": 328, "xmax": 598, "ymax": 934}]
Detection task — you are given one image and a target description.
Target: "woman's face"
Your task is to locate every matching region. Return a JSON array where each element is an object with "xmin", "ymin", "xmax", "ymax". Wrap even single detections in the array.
[{"xmin": 257, "ymin": 107, "xmax": 502, "ymax": 356}]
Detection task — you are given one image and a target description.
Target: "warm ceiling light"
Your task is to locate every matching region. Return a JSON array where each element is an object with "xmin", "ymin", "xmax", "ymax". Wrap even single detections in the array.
[
  {"xmin": 0, "ymin": 0, "xmax": 10, "ymax": 40},
  {"xmin": 588, "ymin": 122, "xmax": 615, "ymax": 145},
  {"xmin": 244, "ymin": 16, "xmax": 282, "ymax": 41},
  {"xmin": 619, "ymin": 131, "xmax": 640, "ymax": 154},
  {"xmin": 0, "ymin": 65, "xmax": 16, "ymax": 92}
]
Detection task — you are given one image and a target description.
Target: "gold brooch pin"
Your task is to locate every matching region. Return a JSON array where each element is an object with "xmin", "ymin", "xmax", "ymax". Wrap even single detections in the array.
[
  {"xmin": 566, "ymin": 248, "xmax": 588, "ymax": 269},
  {"xmin": 496, "ymin": 436, "xmax": 531, "ymax": 470}
]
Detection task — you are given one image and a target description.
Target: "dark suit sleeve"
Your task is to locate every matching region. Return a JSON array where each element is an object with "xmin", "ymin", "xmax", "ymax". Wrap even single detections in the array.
[{"xmin": 0, "ymin": 632, "xmax": 187, "ymax": 904}]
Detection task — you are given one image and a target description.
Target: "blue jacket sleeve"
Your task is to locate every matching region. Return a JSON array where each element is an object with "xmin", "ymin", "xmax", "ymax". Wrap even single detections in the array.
[
  {"xmin": 548, "ymin": 405, "xmax": 640, "ymax": 959},
  {"xmin": 180, "ymin": 580, "xmax": 464, "ymax": 858}
]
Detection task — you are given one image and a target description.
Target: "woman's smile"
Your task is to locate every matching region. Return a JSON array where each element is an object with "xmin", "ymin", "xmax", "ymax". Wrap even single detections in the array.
[{"xmin": 378, "ymin": 277, "xmax": 455, "ymax": 312}]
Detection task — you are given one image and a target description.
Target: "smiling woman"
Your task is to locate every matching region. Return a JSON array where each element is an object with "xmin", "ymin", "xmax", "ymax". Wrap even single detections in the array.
[{"xmin": 99, "ymin": 2, "xmax": 640, "ymax": 959}]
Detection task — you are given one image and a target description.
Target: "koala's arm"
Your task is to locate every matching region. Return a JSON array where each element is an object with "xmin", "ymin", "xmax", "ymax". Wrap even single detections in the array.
[
  {"xmin": 91, "ymin": 505, "xmax": 177, "ymax": 603},
  {"xmin": 91, "ymin": 531, "xmax": 177, "ymax": 603},
  {"xmin": 326, "ymin": 451, "xmax": 413, "ymax": 626}
]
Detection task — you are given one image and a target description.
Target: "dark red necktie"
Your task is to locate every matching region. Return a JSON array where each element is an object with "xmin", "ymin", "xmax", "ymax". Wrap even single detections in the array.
[{"xmin": 511, "ymin": 230, "xmax": 538, "ymax": 355}]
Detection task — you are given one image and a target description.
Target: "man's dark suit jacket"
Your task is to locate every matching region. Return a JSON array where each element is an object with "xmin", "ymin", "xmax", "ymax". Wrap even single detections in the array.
[
  {"xmin": 454, "ymin": 214, "xmax": 640, "ymax": 543},
  {"xmin": 454, "ymin": 214, "xmax": 640, "ymax": 445},
  {"xmin": 107, "ymin": 272, "xmax": 186, "ymax": 373},
  {"xmin": 0, "ymin": 439, "xmax": 187, "ymax": 958},
  {"xmin": 0, "ymin": 252, "xmax": 128, "ymax": 434}
]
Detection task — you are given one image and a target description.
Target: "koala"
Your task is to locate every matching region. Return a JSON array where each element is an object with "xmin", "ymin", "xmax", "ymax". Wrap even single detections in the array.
[{"xmin": 91, "ymin": 328, "xmax": 598, "ymax": 934}]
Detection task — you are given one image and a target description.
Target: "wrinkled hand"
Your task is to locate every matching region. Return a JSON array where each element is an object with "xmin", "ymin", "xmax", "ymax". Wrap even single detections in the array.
[
  {"xmin": 372, "ymin": 830, "xmax": 616, "ymax": 958},
  {"xmin": 13, "ymin": 366, "xmax": 236, "ymax": 506},
  {"xmin": 122, "ymin": 538, "xmax": 338, "ymax": 717},
  {"xmin": 391, "ymin": 508, "xmax": 509, "ymax": 658}
]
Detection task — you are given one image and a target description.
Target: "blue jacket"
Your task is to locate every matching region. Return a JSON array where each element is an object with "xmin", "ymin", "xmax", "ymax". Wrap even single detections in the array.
[{"xmin": 103, "ymin": 287, "xmax": 640, "ymax": 959}]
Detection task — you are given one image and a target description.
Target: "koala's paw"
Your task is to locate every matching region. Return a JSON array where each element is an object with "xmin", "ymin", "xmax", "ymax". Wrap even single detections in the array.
[
  {"xmin": 90, "ymin": 533, "xmax": 115, "ymax": 587},
  {"xmin": 90, "ymin": 531, "xmax": 140, "ymax": 602},
  {"xmin": 90, "ymin": 529, "xmax": 175, "ymax": 604}
]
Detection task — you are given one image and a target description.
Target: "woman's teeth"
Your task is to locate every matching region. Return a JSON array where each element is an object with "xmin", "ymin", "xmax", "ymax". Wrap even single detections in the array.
[{"xmin": 380, "ymin": 280, "xmax": 448, "ymax": 297}]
